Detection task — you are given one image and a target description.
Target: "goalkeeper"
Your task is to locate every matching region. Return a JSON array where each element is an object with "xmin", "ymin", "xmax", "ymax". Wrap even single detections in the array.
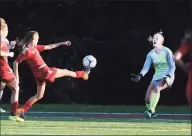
[{"xmin": 131, "ymin": 31, "xmax": 176, "ymax": 118}]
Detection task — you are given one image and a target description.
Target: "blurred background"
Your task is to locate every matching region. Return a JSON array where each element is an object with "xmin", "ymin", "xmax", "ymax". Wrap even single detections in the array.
[{"xmin": 0, "ymin": 0, "xmax": 191, "ymax": 105}]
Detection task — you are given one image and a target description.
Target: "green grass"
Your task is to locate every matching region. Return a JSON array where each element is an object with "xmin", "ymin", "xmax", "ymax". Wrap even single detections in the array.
[
  {"xmin": 1, "ymin": 104, "xmax": 191, "ymax": 113},
  {"xmin": 1, "ymin": 117, "xmax": 191, "ymax": 135},
  {"xmin": 1, "ymin": 104, "xmax": 191, "ymax": 135}
]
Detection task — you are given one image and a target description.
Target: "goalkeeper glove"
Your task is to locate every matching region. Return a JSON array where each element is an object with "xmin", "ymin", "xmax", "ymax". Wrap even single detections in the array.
[
  {"xmin": 163, "ymin": 75, "xmax": 171, "ymax": 86},
  {"xmin": 131, "ymin": 73, "xmax": 143, "ymax": 82}
]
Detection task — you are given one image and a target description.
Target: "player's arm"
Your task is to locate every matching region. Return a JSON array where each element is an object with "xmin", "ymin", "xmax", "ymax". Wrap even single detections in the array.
[
  {"xmin": 174, "ymin": 43, "xmax": 189, "ymax": 73},
  {"xmin": 166, "ymin": 49, "xmax": 176, "ymax": 77},
  {"xmin": 13, "ymin": 48, "xmax": 29, "ymax": 82},
  {"xmin": 43, "ymin": 41, "xmax": 71, "ymax": 50},
  {"xmin": 131, "ymin": 53, "xmax": 152, "ymax": 82},
  {"xmin": 7, "ymin": 41, "xmax": 17, "ymax": 50},
  {"xmin": 140, "ymin": 53, "xmax": 152, "ymax": 76},
  {"xmin": 0, "ymin": 50, "xmax": 14, "ymax": 57},
  {"xmin": 0, "ymin": 43, "xmax": 14, "ymax": 57}
]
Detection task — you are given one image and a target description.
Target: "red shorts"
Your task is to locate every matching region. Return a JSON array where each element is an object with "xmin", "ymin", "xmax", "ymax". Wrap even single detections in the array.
[
  {"xmin": 0, "ymin": 66, "xmax": 16, "ymax": 84},
  {"xmin": 33, "ymin": 67, "xmax": 57, "ymax": 85},
  {"xmin": 186, "ymin": 72, "xmax": 192, "ymax": 106}
]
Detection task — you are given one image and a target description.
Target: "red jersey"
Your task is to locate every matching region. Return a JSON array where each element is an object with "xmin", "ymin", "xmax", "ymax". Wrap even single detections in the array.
[
  {"xmin": 0, "ymin": 37, "xmax": 15, "ymax": 83},
  {"xmin": 15, "ymin": 45, "xmax": 57, "ymax": 85},
  {"xmin": 0, "ymin": 38, "xmax": 9, "ymax": 69},
  {"xmin": 15, "ymin": 45, "xmax": 47, "ymax": 73},
  {"xmin": 178, "ymin": 42, "xmax": 192, "ymax": 106},
  {"xmin": 178, "ymin": 42, "xmax": 192, "ymax": 72}
]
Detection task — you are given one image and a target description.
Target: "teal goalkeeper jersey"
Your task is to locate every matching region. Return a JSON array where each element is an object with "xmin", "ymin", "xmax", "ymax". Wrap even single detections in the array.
[{"xmin": 140, "ymin": 46, "xmax": 176, "ymax": 81}]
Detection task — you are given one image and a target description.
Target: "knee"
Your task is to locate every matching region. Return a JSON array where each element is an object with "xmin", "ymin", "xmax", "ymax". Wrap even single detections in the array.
[
  {"xmin": 154, "ymin": 86, "xmax": 161, "ymax": 93},
  {"xmin": 36, "ymin": 94, "xmax": 44, "ymax": 100},
  {"xmin": 12, "ymin": 85, "xmax": 20, "ymax": 92}
]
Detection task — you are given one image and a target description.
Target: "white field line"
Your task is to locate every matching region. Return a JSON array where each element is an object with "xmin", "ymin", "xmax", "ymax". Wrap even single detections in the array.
[
  {"xmin": 22, "ymin": 111, "xmax": 192, "ymax": 116},
  {"xmin": 0, "ymin": 115, "xmax": 191, "ymax": 121},
  {"xmin": 0, "ymin": 116, "xmax": 78, "ymax": 119},
  {"xmin": 2, "ymin": 131, "xmax": 65, "ymax": 135},
  {"xmin": 1, "ymin": 126, "xmax": 191, "ymax": 132}
]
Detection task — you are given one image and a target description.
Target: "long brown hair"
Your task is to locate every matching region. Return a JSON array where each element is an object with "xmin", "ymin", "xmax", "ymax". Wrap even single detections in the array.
[{"xmin": 18, "ymin": 31, "xmax": 38, "ymax": 49}]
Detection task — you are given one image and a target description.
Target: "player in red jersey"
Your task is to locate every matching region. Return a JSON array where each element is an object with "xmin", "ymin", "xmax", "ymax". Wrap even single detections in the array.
[
  {"xmin": 174, "ymin": 29, "xmax": 192, "ymax": 107},
  {"xmin": 0, "ymin": 35, "xmax": 16, "ymax": 113},
  {"xmin": 0, "ymin": 18, "xmax": 24, "ymax": 122},
  {"xmin": 14, "ymin": 31, "xmax": 89, "ymax": 119}
]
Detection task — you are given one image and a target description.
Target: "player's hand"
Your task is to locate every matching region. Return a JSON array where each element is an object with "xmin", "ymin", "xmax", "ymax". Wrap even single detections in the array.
[
  {"xmin": 8, "ymin": 52, "xmax": 14, "ymax": 57},
  {"xmin": 130, "ymin": 73, "xmax": 143, "ymax": 82},
  {"xmin": 63, "ymin": 41, "xmax": 71, "ymax": 46},
  {"xmin": 163, "ymin": 75, "xmax": 171, "ymax": 80},
  {"xmin": 163, "ymin": 75, "xmax": 171, "ymax": 85},
  {"xmin": 9, "ymin": 41, "xmax": 16, "ymax": 49}
]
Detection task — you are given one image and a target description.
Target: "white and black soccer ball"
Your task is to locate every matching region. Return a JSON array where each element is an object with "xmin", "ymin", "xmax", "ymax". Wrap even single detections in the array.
[{"xmin": 82, "ymin": 55, "xmax": 97, "ymax": 68}]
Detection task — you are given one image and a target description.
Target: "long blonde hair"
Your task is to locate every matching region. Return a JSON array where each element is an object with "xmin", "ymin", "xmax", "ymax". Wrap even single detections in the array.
[{"xmin": 0, "ymin": 18, "xmax": 6, "ymax": 31}]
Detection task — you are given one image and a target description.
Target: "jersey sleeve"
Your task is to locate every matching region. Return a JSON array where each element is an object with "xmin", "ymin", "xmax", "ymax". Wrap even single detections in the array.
[
  {"xmin": 140, "ymin": 52, "xmax": 152, "ymax": 76},
  {"xmin": 15, "ymin": 48, "xmax": 30, "ymax": 63},
  {"xmin": 36, "ymin": 45, "xmax": 45, "ymax": 52},
  {"xmin": 166, "ymin": 48, "xmax": 176, "ymax": 76},
  {"xmin": 178, "ymin": 42, "xmax": 189, "ymax": 56}
]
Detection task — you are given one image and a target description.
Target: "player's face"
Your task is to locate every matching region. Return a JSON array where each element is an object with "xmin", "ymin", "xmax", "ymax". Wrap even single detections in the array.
[
  {"xmin": 33, "ymin": 33, "xmax": 39, "ymax": 46},
  {"xmin": 152, "ymin": 34, "xmax": 163, "ymax": 48},
  {"xmin": 3, "ymin": 24, "xmax": 8, "ymax": 38},
  {"xmin": 1, "ymin": 24, "xmax": 8, "ymax": 38}
]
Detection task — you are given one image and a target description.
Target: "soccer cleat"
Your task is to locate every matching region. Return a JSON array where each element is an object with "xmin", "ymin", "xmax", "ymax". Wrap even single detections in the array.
[
  {"xmin": 144, "ymin": 110, "xmax": 152, "ymax": 118},
  {"xmin": 84, "ymin": 67, "xmax": 91, "ymax": 75},
  {"xmin": 82, "ymin": 72, "xmax": 89, "ymax": 80},
  {"xmin": 8, "ymin": 115, "xmax": 24, "ymax": 122},
  {"xmin": 0, "ymin": 107, "xmax": 6, "ymax": 113},
  {"xmin": 151, "ymin": 112, "xmax": 157, "ymax": 118},
  {"xmin": 82, "ymin": 68, "xmax": 91, "ymax": 80},
  {"xmin": 16, "ymin": 108, "xmax": 25, "ymax": 119}
]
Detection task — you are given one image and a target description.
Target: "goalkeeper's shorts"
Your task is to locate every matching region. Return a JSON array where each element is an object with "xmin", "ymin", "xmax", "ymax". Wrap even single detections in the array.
[{"xmin": 152, "ymin": 76, "xmax": 175, "ymax": 88}]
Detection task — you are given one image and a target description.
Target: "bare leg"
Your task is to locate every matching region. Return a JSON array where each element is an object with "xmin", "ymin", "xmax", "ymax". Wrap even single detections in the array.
[
  {"xmin": 55, "ymin": 69, "xmax": 77, "ymax": 78},
  {"xmin": 0, "ymin": 82, "xmax": 6, "ymax": 100},
  {"xmin": 0, "ymin": 82, "xmax": 6, "ymax": 112},
  {"xmin": 29, "ymin": 83, "xmax": 46, "ymax": 105},
  {"xmin": 6, "ymin": 79, "xmax": 20, "ymax": 115},
  {"xmin": 6, "ymin": 79, "xmax": 19, "ymax": 105},
  {"xmin": 55, "ymin": 68, "xmax": 88, "ymax": 80},
  {"xmin": 21, "ymin": 83, "xmax": 46, "ymax": 112}
]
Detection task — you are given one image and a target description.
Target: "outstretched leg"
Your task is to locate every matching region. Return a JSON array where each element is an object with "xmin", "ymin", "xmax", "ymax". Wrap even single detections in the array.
[{"xmin": 55, "ymin": 68, "xmax": 89, "ymax": 80}]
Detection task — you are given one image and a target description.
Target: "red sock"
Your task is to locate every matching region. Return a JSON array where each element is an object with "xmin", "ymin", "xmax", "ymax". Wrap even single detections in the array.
[
  {"xmin": 22, "ymin": 100, "xmax": 32, "ymax": 112},
  {"xmin": 11, "ymin": 102, "xmax": 18, "ymax": 114},
  {"xmin": 75, "ymin": 71, "xmax": 85, "ymax": 78}
]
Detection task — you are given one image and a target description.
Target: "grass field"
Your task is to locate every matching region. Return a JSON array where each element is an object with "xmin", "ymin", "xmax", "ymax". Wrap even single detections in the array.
[{"xmin": 0, "ymin": 104, "xmax": 191, "ymax": 135}]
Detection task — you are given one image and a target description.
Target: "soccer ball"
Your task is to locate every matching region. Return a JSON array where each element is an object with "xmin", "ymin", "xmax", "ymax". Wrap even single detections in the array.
[{"xmin": 82, "ymin": 55, "xmax": 97, "ymax": 68}]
